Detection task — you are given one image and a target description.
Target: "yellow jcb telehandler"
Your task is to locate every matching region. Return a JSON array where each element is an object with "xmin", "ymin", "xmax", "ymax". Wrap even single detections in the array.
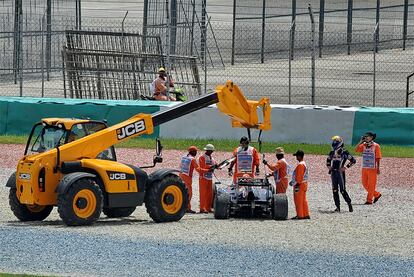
[{"xmin": 6, "ymin": 81, "xmax": 271, "ymax": 226}]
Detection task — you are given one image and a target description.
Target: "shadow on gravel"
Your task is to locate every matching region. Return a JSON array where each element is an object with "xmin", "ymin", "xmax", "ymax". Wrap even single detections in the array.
[
  {"xmin": 6, "ymin": 220, "xmax": 63, "ymax": 227},
  {"xmin": 317, "ymin": 209, "xmax": 337, "ymax": 214},
  {"xmin": 352, "ymin": 203, "xmax": 375, "ymax": 206},
  {"xmin": 95, "ymin": 218, "xmax": 149, "ymax": 226},
  {"xmin": 194, "ymin": 214, "xmax": 272, "ymax": 222},
  {"xmin": 5, "ymin": 218, "xmax": 149, "ymax": 228}
]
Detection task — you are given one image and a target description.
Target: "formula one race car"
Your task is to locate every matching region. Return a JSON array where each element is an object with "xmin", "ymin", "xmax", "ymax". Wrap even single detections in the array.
[{"xmin": 212, "ymin": 158, "xmax": 288, "ymax": 220}]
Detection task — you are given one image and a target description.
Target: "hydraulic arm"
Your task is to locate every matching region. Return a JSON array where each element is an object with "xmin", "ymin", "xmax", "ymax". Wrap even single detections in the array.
[{"xmin": 24, "ymin": 81, "xmax": 271, "ymax": 164}]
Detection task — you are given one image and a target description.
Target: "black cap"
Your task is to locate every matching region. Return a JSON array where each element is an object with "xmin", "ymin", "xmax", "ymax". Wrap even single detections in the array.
[
  {"xmin": 240, "ymin": 136, "xmax": 249, "ymax": 144},
  {"xmin": 293, "ymin": 150, "xmax": 305, "ymax": 157},
  {"xmin": 363, "ymin": 132, "xmax": 376, "ymax": 140}
]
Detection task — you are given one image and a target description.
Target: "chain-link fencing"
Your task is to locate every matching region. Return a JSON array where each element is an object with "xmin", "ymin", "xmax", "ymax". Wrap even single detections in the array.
[
  {"xmin": 203, "ymin": 20, "xmax": 414, "ymax": 107},
  {"xmin": 0, "ymin": 0, "xmax": 413, "ymax": 107}
]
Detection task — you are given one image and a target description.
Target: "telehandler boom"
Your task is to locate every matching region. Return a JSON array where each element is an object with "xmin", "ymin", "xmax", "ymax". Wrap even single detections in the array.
[{"xmin": 6, "ymin": 81, "xmax": 271, "ymax": 226}]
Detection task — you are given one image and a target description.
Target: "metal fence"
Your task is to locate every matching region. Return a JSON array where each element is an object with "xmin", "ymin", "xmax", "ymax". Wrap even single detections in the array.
[
  {"xmin": 231, "ymin": 0, "xmax": 414, "ymax": 63},
  {"xmin": 0, "ymin": 0, "xmax": 413, "ymax": 107},
  {"xmin": 205, "ymin": 20, "xmax": 414, "ymax": 107}
]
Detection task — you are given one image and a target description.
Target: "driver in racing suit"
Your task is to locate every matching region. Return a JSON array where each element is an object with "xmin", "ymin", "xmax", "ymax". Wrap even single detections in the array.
[{"xmin": 327, "ymin": 136, "xmax": 356, "ymax": 212}]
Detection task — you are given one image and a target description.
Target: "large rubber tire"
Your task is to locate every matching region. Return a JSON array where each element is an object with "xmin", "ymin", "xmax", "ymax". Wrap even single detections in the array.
[
  {"xmin": 9, "ymin": 188, "xmax": 53, "ymax": 222},
  {"xmin": 6, "ymin": 171, "xmax": 16, "ymax": 188},
  {"xmin": 272, "ymin": 193, "xmax": 288, "ymax": 220},
  {"xmin": 57, "ymin": 178, "xmax": 103, "ymax": 226},
  {"xmin": 145, "ymin": 175, "xmax": 188, "ymax": 223},
  {"xmin": 214, "ymin": 193, "xmax": 231, "ymax": 219},
  {"xmin": 103, "ymin": 207, "xmax": 136, "ymax": 218}
]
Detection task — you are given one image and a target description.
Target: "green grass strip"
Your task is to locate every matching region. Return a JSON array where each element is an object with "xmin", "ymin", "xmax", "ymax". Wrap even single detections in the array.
[{"xmin": 1, "ymin": 135, "xmax": 412, "ymax": 158}]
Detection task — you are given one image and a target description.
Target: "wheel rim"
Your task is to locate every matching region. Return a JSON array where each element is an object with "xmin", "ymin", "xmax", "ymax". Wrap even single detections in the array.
[
  {"xmin": 161, "ymin": 185, "xmax": 183, "ymax": 215},
  {"xmin": 26, "ymin": 204, "xmax": 46, "ymax": 213},
  {"xmin": 72, "ymin": 189, "xmax": 97, "ymax": 219}
]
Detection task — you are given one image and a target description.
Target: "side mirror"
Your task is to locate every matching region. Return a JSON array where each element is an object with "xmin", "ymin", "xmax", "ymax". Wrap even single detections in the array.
[
  {"xmin": 141, "ymin": 138, "xmax": 164, "ymax": 169},
  {"xmin": 156, "ymin": 138, "xmax": 163, "ymax": 156},
  {"xmin": 153, "ymin": 138, "xmax": 163, "ymax": 164},
  {"xmin": 153, "ymin": 155, "xmax": 163, "ymax": 164}
]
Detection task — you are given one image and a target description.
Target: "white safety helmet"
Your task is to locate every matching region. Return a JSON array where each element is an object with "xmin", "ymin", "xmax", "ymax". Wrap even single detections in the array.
[{"xmin": 203, "ymin": 144, "xmax": 215, "ymax": 151}]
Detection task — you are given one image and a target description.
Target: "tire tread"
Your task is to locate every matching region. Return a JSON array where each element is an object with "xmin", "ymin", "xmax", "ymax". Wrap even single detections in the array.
[
  {"xmin": 57, "ymin": 178, "xmax": 103, "ymax": 226},
  {"xmin": 145, "ymin": 175, "xmax": 188, "ymax": 223}
]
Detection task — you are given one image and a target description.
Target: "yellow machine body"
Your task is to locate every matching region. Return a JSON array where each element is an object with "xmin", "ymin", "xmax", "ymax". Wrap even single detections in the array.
[{"xmin": 14, "ymin": 81, "xmax": 271, "ymax": 208}]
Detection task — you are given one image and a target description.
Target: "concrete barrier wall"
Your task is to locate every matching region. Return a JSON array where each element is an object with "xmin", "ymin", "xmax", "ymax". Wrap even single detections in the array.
[
  {"xmin": 0, "ymin": 97, "xmax": 412, "ymax": 146},
  {"xmin": 160, "ymin": 105, "xmax": 358, "ymax": 145}
]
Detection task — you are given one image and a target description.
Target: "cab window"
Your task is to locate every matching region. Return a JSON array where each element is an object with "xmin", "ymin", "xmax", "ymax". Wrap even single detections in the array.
[
  {"xmin": 29, "ymin": 125, "xmax": 65, "ymax": 154},
  {"xmin": 84, "ymin": 122, "xmax": 107, "ymax": 134},
  {"xmin": 67, "ymin": 123, "xmax": 88, "ymax": 143},
  {"xmin": 84, "ymin": 122, "xmax": 116, "ymax": 161}
]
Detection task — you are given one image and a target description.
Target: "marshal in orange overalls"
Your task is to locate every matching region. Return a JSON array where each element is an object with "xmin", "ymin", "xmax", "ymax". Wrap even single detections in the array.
[
  {"xmin": 355, "ymin": 142, "xmax": 382, "ymax": 204},
  {"xmin": 267, "ymin": 158, "xmax": 290, "ymax": 194},
  {"xmin": 198, "ymin": 153, "xmax": 216, "ymax": 213},
  {"xmin": 179, "ymin": 148, "xmax": 209, "ymax": 212},
  {"xmin": 291, "ymin": 150, "xmax": 310, "ymax": 219}
]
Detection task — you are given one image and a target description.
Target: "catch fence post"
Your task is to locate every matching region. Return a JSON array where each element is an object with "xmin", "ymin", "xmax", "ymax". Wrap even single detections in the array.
[
  {"xmin": 373, "ymin": 23, "xmax": 379, "ymax": 107},
  {"xmin": 288, "ymin": 20, "xmax": 295, "ymax": 104},
  {"xmin": 347, "ymin": 0, "xmax": 353, "ymax": 55},
  {"xmin": 308, "ymin": 4, "xmax": 316, "ymax": 105},
  {"xmin": 318, "ymin": 0, "xmax": 325, "ymax": 58},
  {"xmin": 121, "ymin": 11, "xmax": 129, "ymax": 100},
  {"xmin": 403, "ymin": 0, "xmax": 408, "ymax": 50},
  {"xmin": 261, "ymin": 0, "xmax": 266, "ymax": 63}
]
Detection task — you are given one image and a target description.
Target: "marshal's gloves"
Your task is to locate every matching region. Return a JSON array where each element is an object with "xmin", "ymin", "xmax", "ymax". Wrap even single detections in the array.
[{"xmin": 262, "ymin": 159, "xmax": 268, "ymax": 165}]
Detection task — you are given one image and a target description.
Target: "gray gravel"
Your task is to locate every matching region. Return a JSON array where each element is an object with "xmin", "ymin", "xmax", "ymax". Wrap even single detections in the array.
[{"xmin": 1, "ymin": 165, "xmax": 414, "ymax": 276}]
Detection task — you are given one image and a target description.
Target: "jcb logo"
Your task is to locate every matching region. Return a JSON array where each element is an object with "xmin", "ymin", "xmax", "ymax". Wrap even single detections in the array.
[
  {"xmin": 19, "ymin": 173, "xmax": 31, "ymax": 180},
  {"xmin": 117, "ymin": 120, "xmax": 146, "ymax": 140},
  {"xmin": 109, "ymin": 173, "xmax": 126, "ymax": 180}
]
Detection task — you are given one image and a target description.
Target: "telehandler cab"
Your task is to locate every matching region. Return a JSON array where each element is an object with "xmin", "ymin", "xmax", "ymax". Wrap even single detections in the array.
[{"xmin": 6, "ymin": 81, "xmax": 271, "ymax": 226}]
